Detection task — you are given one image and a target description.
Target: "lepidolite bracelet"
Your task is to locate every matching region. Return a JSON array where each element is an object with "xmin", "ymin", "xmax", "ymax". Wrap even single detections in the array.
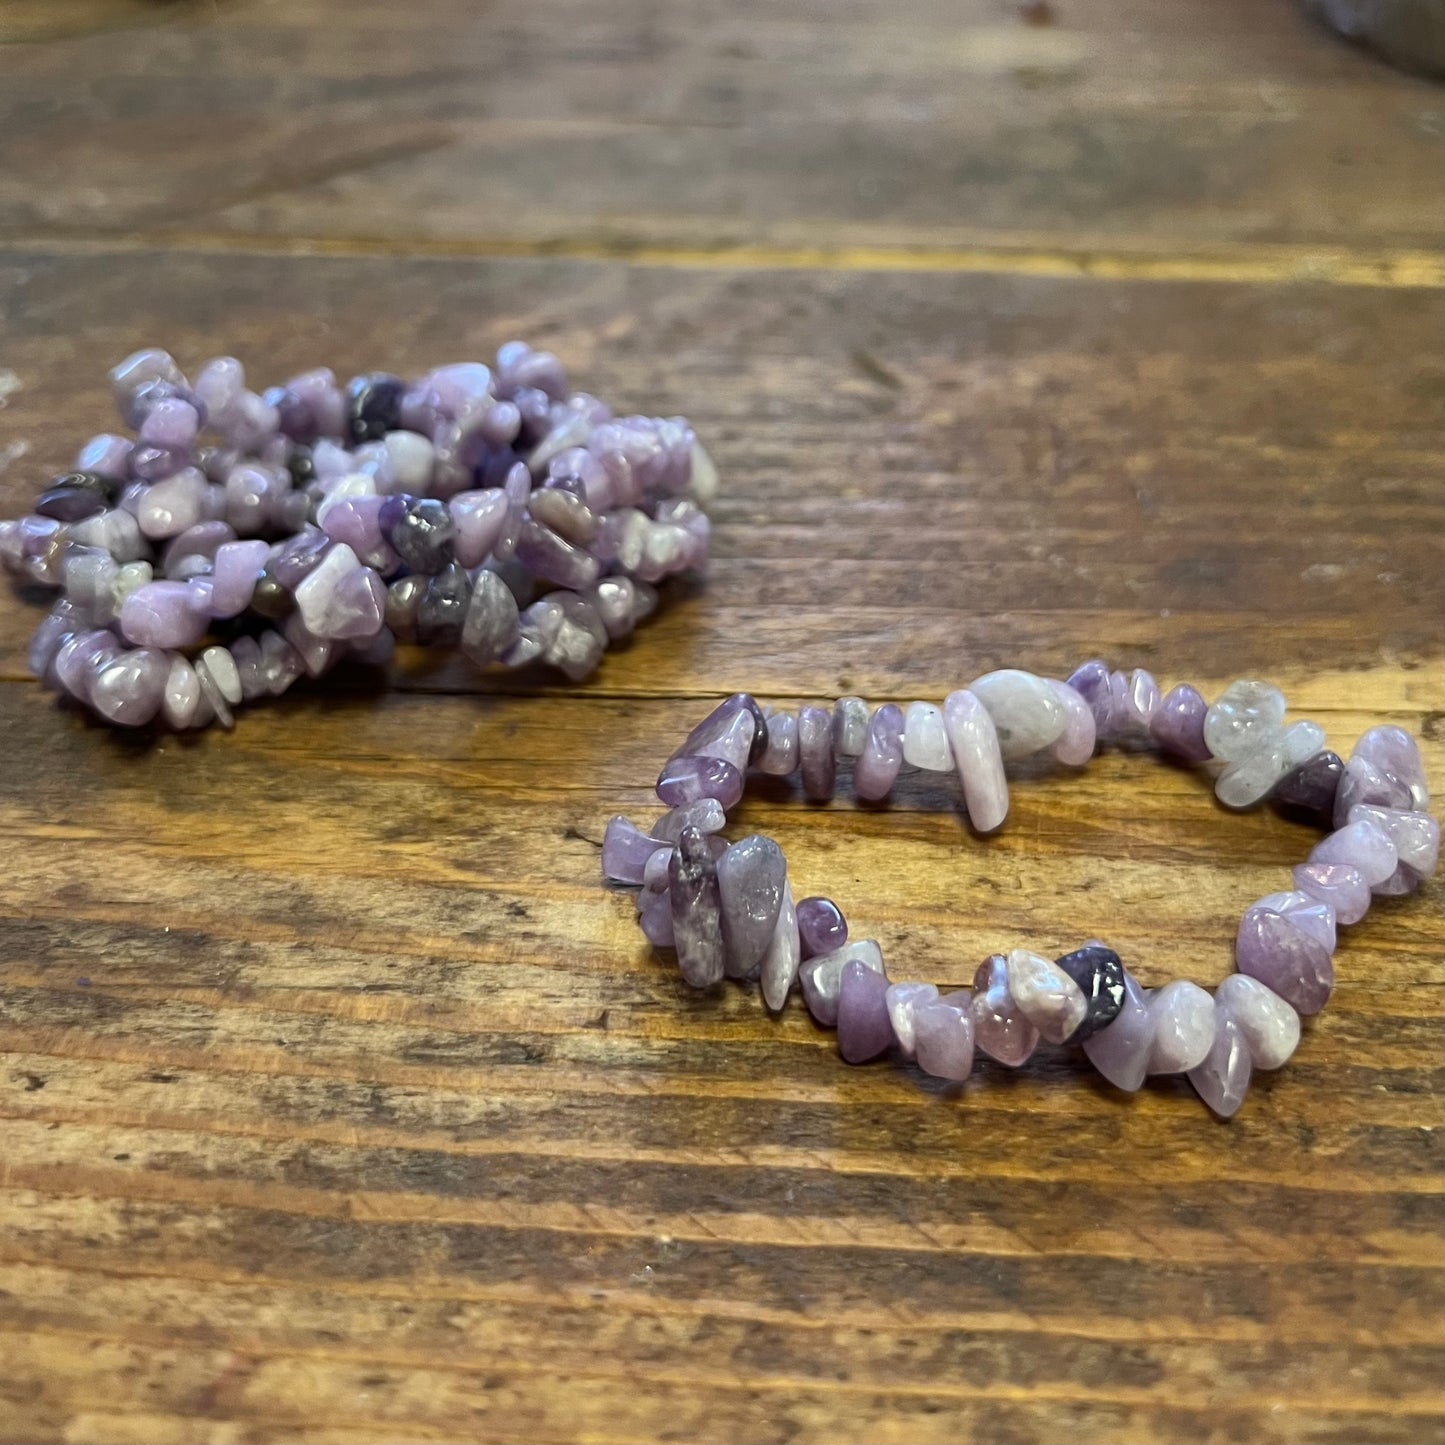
[
  {"xmin": 2, "ymin": 346, "xmax": 715, "ymax": 728},
  {"xmin": 602, "ymin": 670, "xmax": 1440, "ymax": 1117}
]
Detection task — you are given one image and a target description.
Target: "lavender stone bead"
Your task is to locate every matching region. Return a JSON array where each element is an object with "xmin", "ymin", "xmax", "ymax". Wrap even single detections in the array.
[
  {"xmin": 716, "ymin": 834, "xmax": 787, "ymax": 979},
  {"xmin": 119, "ymin": 580, "xmax": 209, "ymax": 649},
  {"xmin": 1145, "ymin": 980, "xmax": 1216, "ymax": 1073},
  {"xmin": 854, "ymin": 703, "xmax": 904, "ymax": 802},
  {"xmin": 1291, "ymin": 861, "xmax": 1371, "ymax": 926},
  {"xmin": 77, "ymin": 433, "xmax": 133, "ymax": 479},
  {"xmin": 602, "ymin": 815, "xmax": 667, "ymax": 884},
  {"xmin": 675, "ymin": 696, "xmax": 759, "ymax": 773},
  {"xmin": 448, "ymin": 489, "xmax": 509, "ymax": 568},
  {"xmin": 1082, "ymin": 972, "xmax": 1154, "ymax": 1091},
  {"xmin": 759, "ymin": 711, "xmax": 800, "ymax": 776},
  {"xmin": 658, "ymin": 753, "xmax": 745, "ymax": 810},
  {"xmin": 969, "ymin": 669, "xmax": 1066, "ymax": 759},
  {"xmin": 1272, "ymin": 749, "xmax": 1344, "ymax": 828},
  {"xmin": 1188, "ymin": 1009, "xmax": 1252, "ymax": 1118},
  {"xmin": 800, "ymin": 939, "xmax": 884, "ymax": 1026},
  {"xmin": 1215, "ymin": 719, "xmax": 1325, "ymax": 810},
  {"xmin": 639, "ymin": 888, "xmax": 674, "ymax": 949},
  {"xmin": 913, "ymin": 995, "xmax": 975, "ymax": 1082},
  {"xmin": 1203, "ymin": 679, "xmax": 1287, "ymax": 762},
  {"xmin": 652, "ymin": 798, "xmax": 727, "ymax": 844},
  {"xmin": 943, "ymin": 689, "xmax": 1008, "ymax": 833},
  {"xmin": 796, "ymin": 896, "xmax": 848, "ymax": 959},
  {"xmin": 1254, "ymin": 889, "xmax": 1337, "ymax": 953},
  {"xmin": 669, "ymin": 826, "xmax": 726, "ymax": 988},
  {"xmin": 885, "ymin": 982, "xmax": 940, "ymax": 1061},
  {"xmin": 1333, "ymin": 754, "xmax": 1412, "ymax": 827},
  {"xmin": 1150, "ymin": 683, "xmax": 1212, "ymax": 762},
  {"xmin": 1351, "ymin": 724, "xmax": 1429, "ymax": 812},
  {"xmin": 970, "ymin": 954, "xmax": 1039, "ymax": 1067},
  {"xmin": 759, "ymin": 881, "xmax": 801, "ymax": 1012},
  {"xmin": 161, "ymin": 654, "xmax": 202, "ymax": 729},
  {"xmin": 294, "ymin": 544, "xmax": 386, "ymax": 640},
  {"xmin": 1309, "ymin": 817, "xmax": 1399, "ymax": 887},
  {"xmin": 838, "ymin": 959, "xmax": 895, "ymax": 1063},
  {"xmin": 1236, "ymin": 905, "xmax": 1334, "ymax": 1016},
  {"xmin": 1066, "ymin": 659, "xmax": 1112, "ymax": 735},
  {"xmin": 1047, "ymin": 681, "xmax": 1096, "ymax": 766},
  {"xmin": 798, "ymin": 705, "xmax": 836, "ymax": 801},
  {"xmin": 90, "ymin": 647, "xmax": 169, "ymax": 726},
  {"xmin": 55, "ymin": 630, "xmax": 120, "ymax": 701},
  {"xmin": 1347, "ymin": 804, "xmax": 1441, "ymax": 883},
  {"xmin": 460, "ymin": 570, "xmax": 521, "ymax": 667},
  {"xmin": 1005, "ymin": 948, "xmax": 1086, "ymax": 1044},
  {"xmin": 903, "ymin": 702, "xmax": 953, "ymax": 771},
  {"xmin": 1215, "ymin": 973, "xmax": 1300, "ymax": 1070}
]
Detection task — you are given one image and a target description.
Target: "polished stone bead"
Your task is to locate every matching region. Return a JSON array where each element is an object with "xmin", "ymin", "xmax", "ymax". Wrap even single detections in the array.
[
  {"xmin": 1214, "ymin": 973, "xmax": 1300, "ymax": 1069},
  {"xmin": 798, "ymin": 705, "xmax": 836, "ymax": 801},
  {"xmin": 590, "ymin": 576, "xmax": 636, "ymax": 640},
  {"xmin": 459, "ymin": 569, "xmax": 521, "ymax": 666},
  {"xmin": 1347, "ymin": 804, "xmax": 1440, "ymax": 883},
  {"xmin": 1188, "ymin": 1009, "xmax": 1252, "ymax": 1118},
  {"xmin": 759, "ymin": 881, "xmax": 801, "ymax": 1011},
  {"xmin": 69, "ymin": 507, "xmax": 146, "ymax": 564},
  {"xmin": 657, "ymin": 755, "xmax": 744, "ymax": 810},
  {"xmin": 795, "ymin": 896, "xmax": 848, "ymax": 959},
  {"xmin": 675, "ymin": 697, "xmax": 758, "ymax": 773},
  {"xmin": 449, "ymin": 489, "xmax": 509, "ymax": 568},
  {"xmin": 969, "ymin": 669, "xmax": 1066, "ymax": 759},
  {"xmin": 1254, "ymin": 889, "xmax": 1336, "ymax": 953},
  {"xmin": 902, "ymin": 701, "xmax": 953, "ymax": 771},
  {"xmin": 638, "ymin": 888, "xmax": 674, "ymax": 948},
  {"xmin": 514, "ymin": 518, "xmax": 601, "ymax": 591},
  {"xmin": 161, "ymin": 654, "xmax": 203, "ymax": 729},
  {"xmin": 759, "ymin": 710, "xmax": 800, "ymax": 776},
  {"xmin": 1150, "ymin": 683, "xmax": 1212, "ymax": 762},
  {"xmin": 1291, "ymin": 861, "xmax": 1371, "ymax": 926},
  {"xmin": 1203, "ymin": 679, "xmax": 1287, "ymax": 762},
  {"xmin": 838, "ymin": 959, "xmax": 896, "ymax": 1063},
  {"xmin": 1047, "ymin": 681, "xmax": 1097, "ymax": 766},
  {"xmin": 111, "ymin": 348, "xmax": 184, "ymax": 418},
  {"xmin": 832, "ymin": 696, "xmax": 869, "ymax": 758},
  {"xmin": 1351, "ymin": 725, "xmax": 1430, "ymax": 811},
  {"xmin": 265, "ymin": 527, "xmax": 331, "ymax": 590},
  {"xmin": 854, "ymin": 703, "xmax": 904, "ymax": 801},
  {"xmin": 281, "ymin": 614, "xmax": 336, "ymax": 678},
  {"xmin": 497, "ymin": 595, "xmax": 562, "ymax": 668},
  {"xmin": 55, "ymin": 630, "xmax": 121, "ymax": 701},
  {"xmin": 1065, "ymin": 659, "xmax": 1112, "ymax": 734},
  {"xmin": 416, "ymin": 562, "xmax": 471, "ymax": 645},
  {"xmin": 259, "ymin": 630, "xmax": 304, "ymax": 696},
  {"xmin": 1004, "ymin": 949, "xmax": 1086, "ymax": 1043},
  {"xmin": 137, "ymin": 468, "xmax": 209, "ymax": 539},
  {"xmin": 799, "ymin": 939, "xmax": 884, "ymax": 1026},
  {"xmin": 492, "ymin": 462, "xmax": 532, "ymax": 562},
  {"xmin": 969, "ymin": 953, "xmax": 1039, "ymax": 1066},
  {"xmin": 346, "ymin": 373, "xmax": 407, "ymax": 443},
  {"xmin": 1117, "ymin": 669, "xmax": 1160, "ymax": 735},
  {"xmin": 230, "ymin": 635, "xmax": 266, "ymax": 702},
  {"xmin": 293, "ymin": 543, "xmax": 386, "ymax": 640},
  {"xmin": 91, "ymin": 647, "xmax": 169, "ymax": 726},
  {"xmin": 35, "ymin": 485, "xmax": 106, "ymax": 522},
  {"xmin": 669, "ymin": 826, "xmax": 726, "ymax": 988},
  {"xmin": 76, "ymin": 436, "xmax": 132, "ymax": 480},
  {"xmin": 1308, "ymin": 817, "xmax": 1399, "ymax": 887},
  {"xmin": 1081, "ymin": 971, "xmax": 1154, "ymax": 1091},
  {"xmin": 28, "ymin": 602, "xmax": 77, "ymax": 681},
  {"xmin": 198, "ymin": 644, "xmax": 243, "ymax": 705},
  {"xmin": 1054, "ymin": 943, "xmax": 1126, "ymax": 1040},
  {"xmin": 912, "ymin": 995, "xmax": 975, "ymax": 1081},
  {"xmin": 602, "ymin": 815, "xmax": 667, "ymax": 884},
  {"xmin": 652, "ymin": 798, "xmax": 727, "ymax": 843},
  {"xmin": 943, "ymin": 689, "xmax": 1008, "ymax": 833},
  {"xmin": 1215, "ymin": 720, "xmax": 1324, "ymax": 810},
  {"xmin": 385, "ymin": 497, "xmax": 455, "ymax": 573},
  {"xmin": 1272, "ymin": 749, "xmax": 1344, "ymax": 827},
  {"xmin": 1235, "ymin": 905, "xmax": 1334, "ymax": 1015},
  {"xmin": 717, "ymin": 834, "xmax": 787, "ymax": 979},
  {"xmin": 885, "ymin": 982, "xmax": 940, "ymax": 1061},
  {"xmin": 542, "ymin": 600, "xmax": 607, "ymax": 681},
  {"xmin": 1333, "ymin": 754, "xmax": 1411, "ymax": 827},
  {"xmin": 1145, "ymin": 980, "xmax": 1216, "ymax": 1073},
  {"xmin": 248, "ymin": 573, "xmax": 295, "ymax": 622},
  {"xmin": 118, "ymin": 580, "xmax": 209, "ymax": 649}
]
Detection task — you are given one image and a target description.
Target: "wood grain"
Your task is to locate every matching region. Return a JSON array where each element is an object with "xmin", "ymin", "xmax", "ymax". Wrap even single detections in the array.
[{"xmin": 0, "ymin": 2, "xmax": 1442, "ymax": 1442}]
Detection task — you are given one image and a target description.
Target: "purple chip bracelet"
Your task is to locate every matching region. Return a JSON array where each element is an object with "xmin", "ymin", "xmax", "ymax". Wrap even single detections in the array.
[
  {"xmin": 2, "ymin": 347, "xmax": 716, "ymax": 728},
  {"xmin": 603, "ymin": 672, "xmax": 1439, "ymax": 1118}
]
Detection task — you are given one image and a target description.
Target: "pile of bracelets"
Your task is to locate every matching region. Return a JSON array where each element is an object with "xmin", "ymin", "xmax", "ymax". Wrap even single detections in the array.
[
  {"xmin": 603, "ymin": 674, "xmax": 1439, "ymax": 1117},
  {"xmin": 1, "ymin": 346, "xmax": 716, "ymax": 729}
]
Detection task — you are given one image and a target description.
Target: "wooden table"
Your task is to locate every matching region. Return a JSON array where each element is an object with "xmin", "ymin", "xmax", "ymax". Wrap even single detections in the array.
[{"xmin": 0, "ymin": 3, "xmax": 1441, "ymax": 1441}]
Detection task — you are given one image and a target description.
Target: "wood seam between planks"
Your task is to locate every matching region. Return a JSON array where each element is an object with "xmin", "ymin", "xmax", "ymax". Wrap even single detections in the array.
[{"xmin": 1, "ymin": 229, "xmax": 1441, "ymax": 288}]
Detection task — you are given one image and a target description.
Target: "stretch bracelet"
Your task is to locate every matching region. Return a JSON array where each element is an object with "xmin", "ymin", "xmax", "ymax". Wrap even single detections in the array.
[
  {"xmin": 602, "ymin": 670, "xmax": 1440, "ymax": 1117},
  {"xmin": 2, "ymin": 347, "xmax": 715, "ymax": 729}
]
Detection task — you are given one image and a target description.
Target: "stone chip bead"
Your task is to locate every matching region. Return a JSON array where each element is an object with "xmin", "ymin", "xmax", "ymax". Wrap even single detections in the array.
[
  {"xmin": 837, "ymin": 959, "xmax": 896, "ymax": 1063},
  {"xmin": 902, "ymin": 701, "xmax": 952, "ymax": 771},
  {"xmin": 968, "ymin": 669, "xmax": 1067, "ymax": 760},
  {"xmin": 1215, "ymin": 719, "xmax": 1325, "ymax": 810},
  {"xmin": 1150, "ymin": 683, "xmax": 1211, "ymax": 762},
  {"xmin": 1347, "ymin": 724, "xmax": 1429, "ymax": 813},
  {"xmin": 795, "ymin": 896, "xmax": 848, "ymax": 959},
  {"xmin": 716, "ymin": 834, "xmax": 787, "ymax": 979},
  {"xmin": 1145, "ymin": 980, "xmax": 1216, "ymax": 1074},
  {"xmin": 1235, "ymin": 898, "xmax": 1334, "ymax": 1016},
  {"xmin": 1047, "ymin": 680, "xmax": 1097, "ymax": 766},
  {"xmin": 1214, "ymin": 973, "xmax": 1300, "ymax": 1070},
  {"xmin": 1271, "ymin": 749, "xmax": 1345, "ymax": 828},
  {"xmin": 1188, "ymin": 1006, "xmax": 1252, "ymax": 1119},
  {"xmin": 969, "ymin": 954, "xmax": 1039, "ymax": 1066},
  {"xmin": 853, "ymin": 703, "xmax": 904, "ymax": 802},
  {"xmin": 668, "ymin": 826, "xmax": 727, "ymax": 988},
  {"xmin": 1203, "ymin": 679, "xmax": 1287, "ymax": 762},
  {"xmin": 1004, "ymin": 948, "xmax": 1086, "ymax": 1044},
  {"xmin": 942, "ymin": 688, "xmax": 1008, "ymax": 833},
  {"xmin": 798, "ymin": 705, "xmax": 836, "ymax": 801},
  {"xmin": 759, "ymin": 881, "xmax": 801, "ymax": 1012},
  {"xmin": 885, "ymin": 982, "xmax": 940, "ymax": 1062},
  {"xmin": 1291, "ymin": 861, "xmax": 1371, "ymax": 926},
  {"xmin": 799, "ymin": 939, "xmax": 884, "ymax": 1026},
  {"xmin": 657, "ymin": 755, "xmax": 744, "ymax": 810},
  {"xmin": 1053, "ymin": 943, "xmax": 1126, "ymax": 1041},
  {"xmin": 912, "ymin": 992, "xmax": 975, "ymax": 1082},
  {"xmin": 758, "ymin": 710, "xmax": 800, "ymax": 776},
  {"xmin": 1347, "ymin": 804, "xmax": 1440, "ymax": 891},
  {"xmin": 1308, "ymin": 817, "xmax": 1398, "ymax": 887},
  {"xmin": 1082, "ymin": 972, "xmax": 1154, "ymax": 1092},
  {"xmin": 832, "ymin": 696, "xmax": 869, "ymax": 758}
]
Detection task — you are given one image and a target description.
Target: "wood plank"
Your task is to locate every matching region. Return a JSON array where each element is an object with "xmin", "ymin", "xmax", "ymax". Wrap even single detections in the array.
[{"xmin": 0, "ymin": 0, "xmax": 1440, "ymax": 262}]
